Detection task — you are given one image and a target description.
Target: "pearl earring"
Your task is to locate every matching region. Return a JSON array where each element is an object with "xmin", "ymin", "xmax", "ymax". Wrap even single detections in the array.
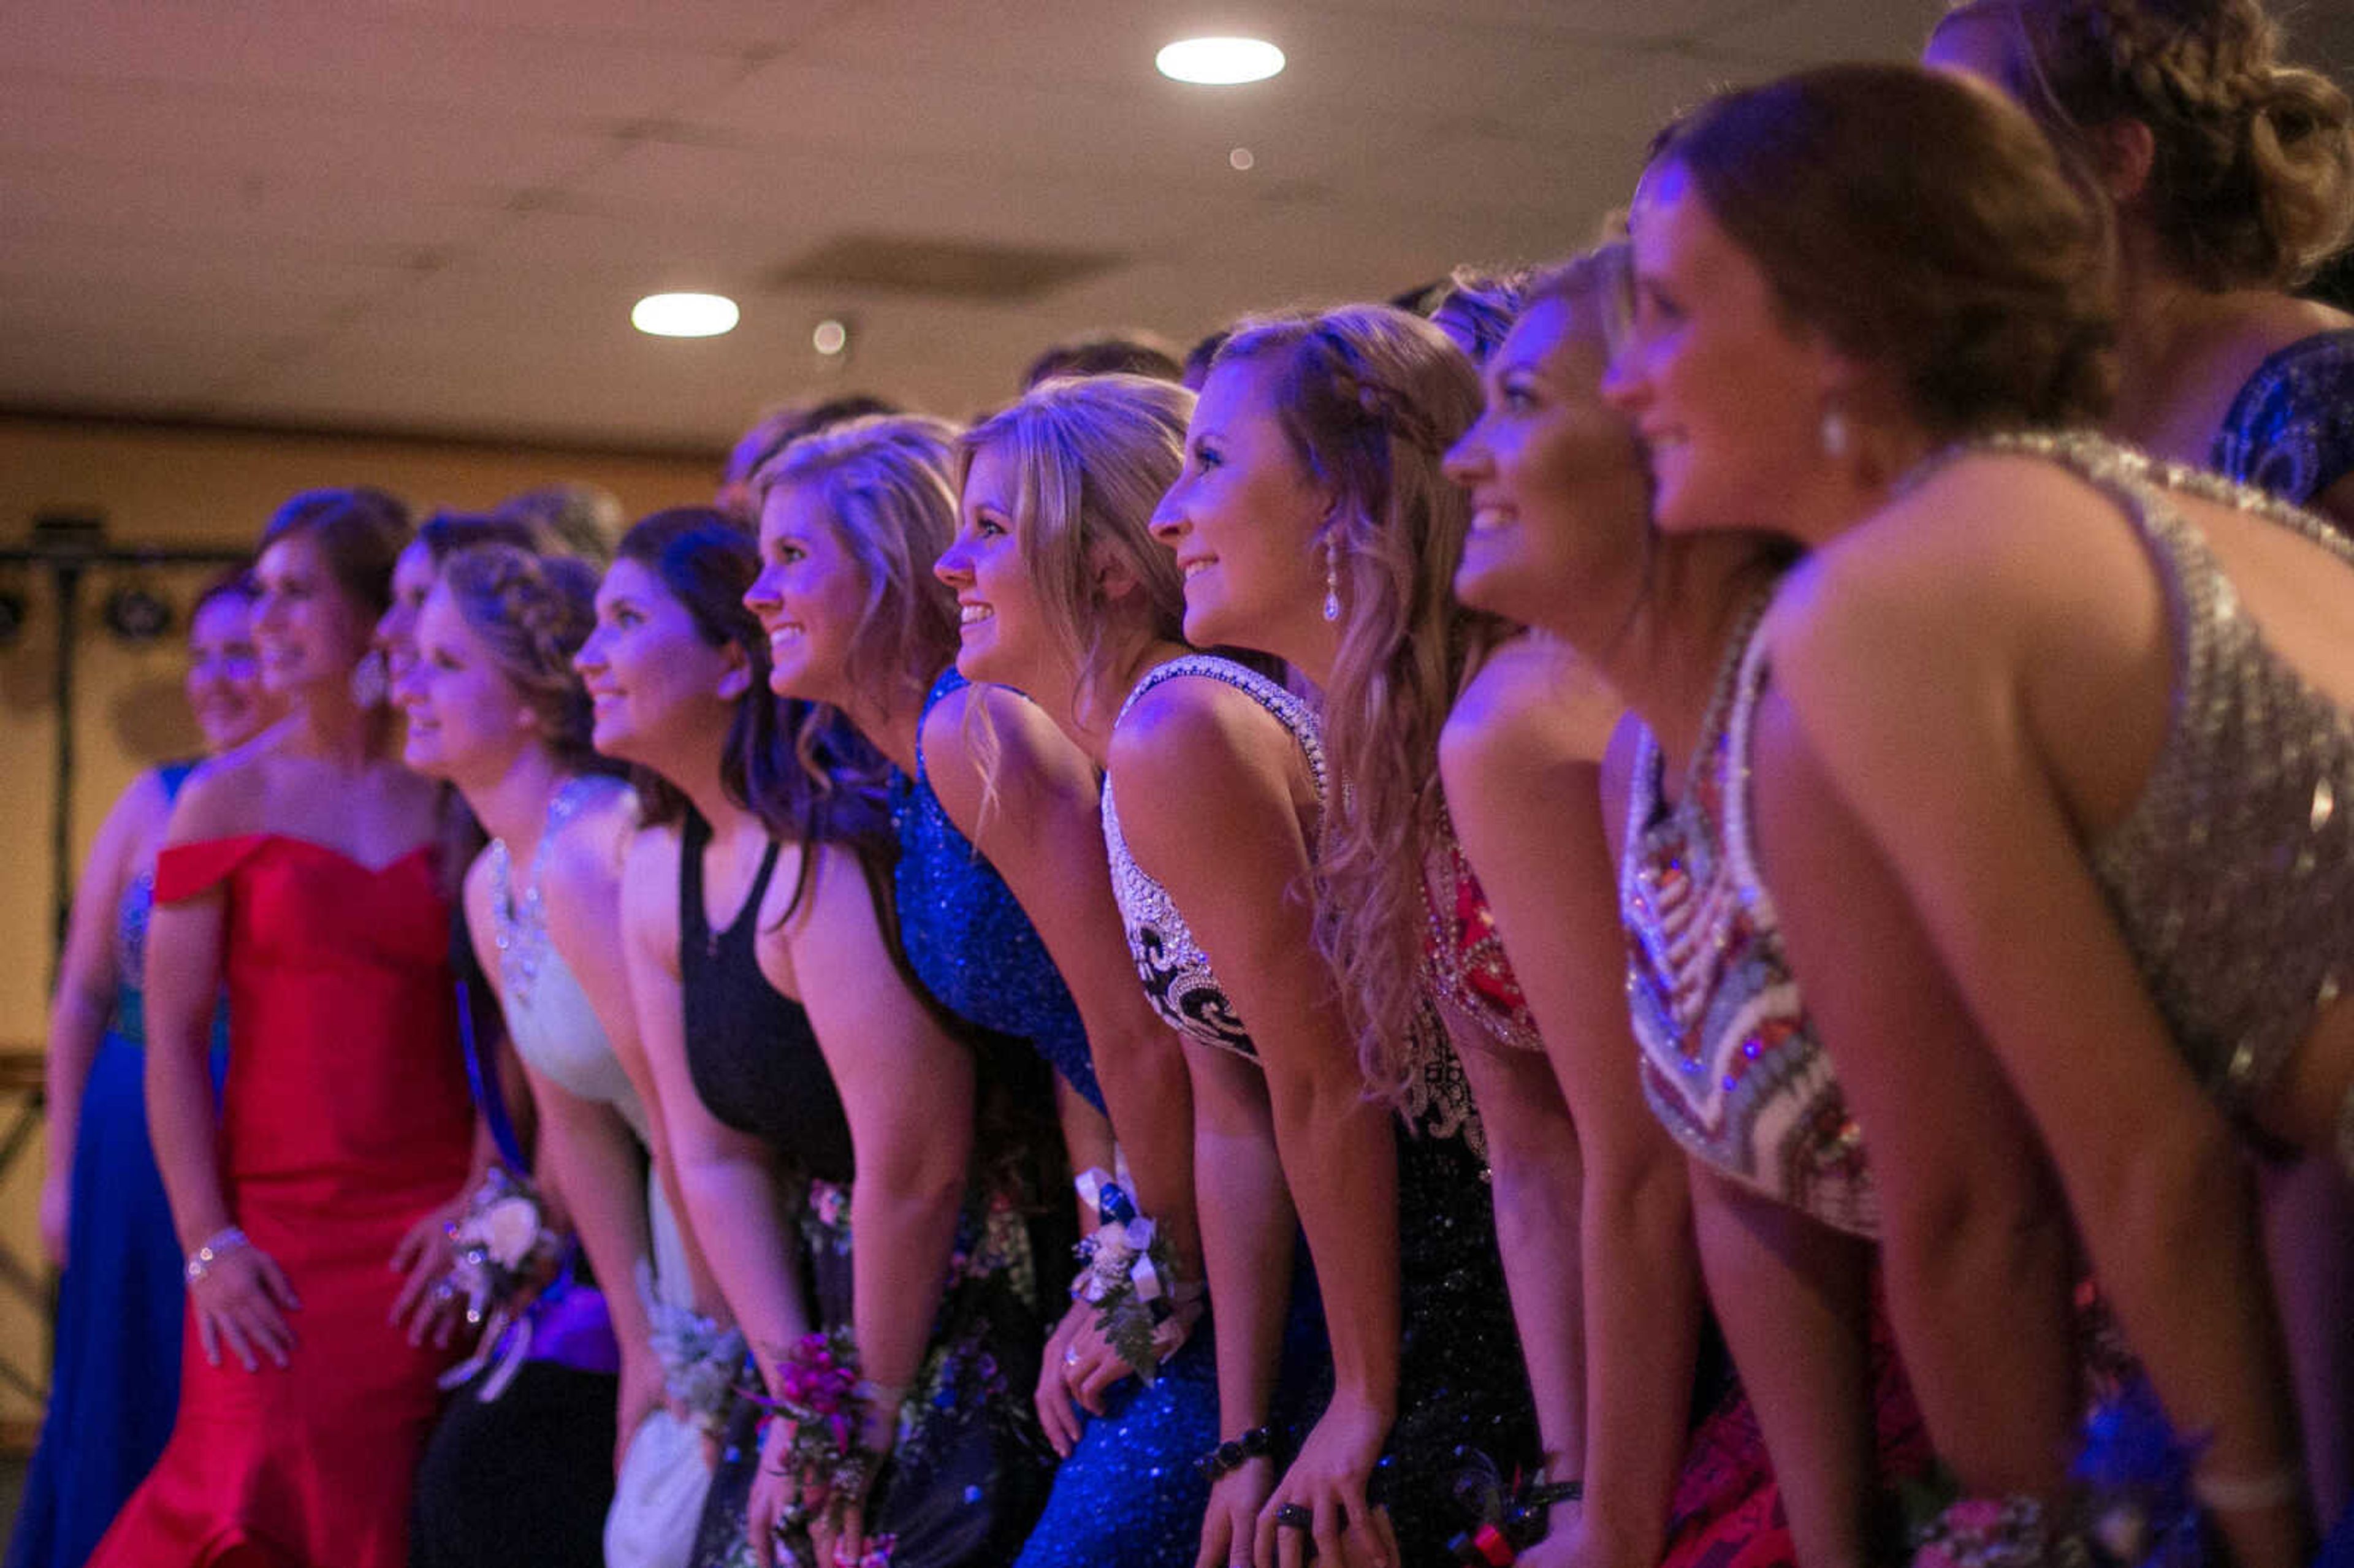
[{"xmin": 1819, "ymin": 407, "xmax": 1851, "ymax": 462}]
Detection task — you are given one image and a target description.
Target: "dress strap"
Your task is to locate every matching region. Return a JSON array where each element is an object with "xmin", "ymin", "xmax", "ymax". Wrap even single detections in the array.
[
  {"xmin": 1119, "ymin": 653, "xmax": 1327, "ymax": 802},
  {"xmin": 153, "ymin": 835, "xmax": 269, "ymax": 904}
]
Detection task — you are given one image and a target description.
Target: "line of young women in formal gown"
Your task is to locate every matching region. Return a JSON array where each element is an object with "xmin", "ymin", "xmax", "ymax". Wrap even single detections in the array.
[{"xmin": 20, "ymin": 2, "xmax": 2354, "ymax": 1566}]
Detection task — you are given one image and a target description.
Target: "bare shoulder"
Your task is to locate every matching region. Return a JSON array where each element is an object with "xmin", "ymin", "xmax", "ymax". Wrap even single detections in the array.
[
  {"xmin": 1442, "ymin": 631, "xmax": 1621, "ymax": 790},
  {"xmin": 163, "ymin": 741, "xmax": 279, "ymax": 847},
  {"xmin": 1111, "ymin": 664, "xmax": 1318, "ymax": 866},
  {"xmin": 618, "ymin": 820, "xmax": 684, "ymax": 970},
  {"xmin": 921, "ymin": 680, "xmax": 1095, "ymax": 831}
]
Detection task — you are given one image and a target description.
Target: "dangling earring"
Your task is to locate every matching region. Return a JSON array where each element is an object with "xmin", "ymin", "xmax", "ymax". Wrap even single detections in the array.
[
  {"xmin": 1322, "ymin": 533, "xmax": 1341, "ymax": 623},
  {"xmin": 351, "ymin": 649, "xmax": 389, "ymax": 709},
  {"xmin": 1819, "ymin": 405, "xmax": 1851, "ymax": 462}
]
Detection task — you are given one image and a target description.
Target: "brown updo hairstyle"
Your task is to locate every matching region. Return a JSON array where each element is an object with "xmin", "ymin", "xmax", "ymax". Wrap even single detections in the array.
[
  {"xmin": 1932, "ymin": 0, "xmax": 2354, "ymax": 289},
  {"xmin": 436, "ymin": 543, "xmax": 607, "ymax": 772},
  {"xmin": 1651, "ymin": 61, "xmax": 2119, "ymax": 440},
  {"xmin": 611, "ymin": 508, "xmax": 889, "ymax": 855},
  {"xmin": 1211, "ymin": 304, "xmax": 1501, "ymax": 1104},
  {"xmin": 259, "ymin": 487, "xmax": 413, "ymax": 622}
]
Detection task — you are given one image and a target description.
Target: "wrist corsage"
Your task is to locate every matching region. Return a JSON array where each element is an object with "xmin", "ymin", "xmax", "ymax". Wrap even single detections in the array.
[
  {"xmin": 1069, "ymin": 1168, "xmax": 1203, "ymax": 1383},
  {"xmin": 433, "ymin": 1166, "xmax": 565, "ymax": 1399},
  {"xmin": 758, "ymin": 1328, "xmax": 899, "ymax": 1568},
  {"xmin": 639, "ymin": 1262, "xmax": 748, "ymax": 1439},
  {"xmin": 1448, "ymin": 1450, "xmax": 1583, "ymax": 1566}
]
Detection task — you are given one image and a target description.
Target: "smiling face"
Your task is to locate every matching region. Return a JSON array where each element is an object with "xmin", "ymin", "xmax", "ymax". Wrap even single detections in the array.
[
  {"xmin": 1150, "ymin": 354, "xmax": 1332, "ymax": 666},
  {"xmin": 397, "ymin": 582, "xmax": 535, "ymax": 785},
  {"xmin": 744, "ymin": 480, "xmax": 874, "ymax": 707},
  {"xmin": 934, "ymin": 441, "xmax": 1067, "ymax": 695},
  {"xmin": 1604, "ymin": 158, "xmax": 1836, "ymax": 537},
  {"xmin": 251, "ymin": 532, "xmax": 376, "ymax": 699},
  {"xmin": 574, "ymin": 557, "xmax": 744, "ymax": 772},
  {"xmin": 185, "ymin": 591, "xmax": 269, "ymax": 753},
  {"xmin": 1444, "ymin": 294, "xmax": 1653, "ymax": 633},
  {"xmin": 374, "ymin": 538, "xmax": 437, "ymax": 688}
]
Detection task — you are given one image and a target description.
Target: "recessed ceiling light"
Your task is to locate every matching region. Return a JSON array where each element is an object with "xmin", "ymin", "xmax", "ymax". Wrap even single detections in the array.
[
  {"xmin": 1228, "ymin": 147, "xmax": 1257, "ymax": 171},
  {"xmin": 1156, "ymin": 36, "xmax": 1285, "ymax": 86},
  {"xmin": 812, "ymin": 318, "xmax": 850, "ymax": 356},
  {"xmin": 632, "ymin": 292, "xmax": 739, "ymax": 338}
]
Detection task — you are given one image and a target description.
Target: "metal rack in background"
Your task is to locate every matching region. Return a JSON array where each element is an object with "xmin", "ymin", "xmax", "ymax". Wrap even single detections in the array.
[{"xmin": 0, "ymin": 511, "xmax": 249, "ymax": 1418}]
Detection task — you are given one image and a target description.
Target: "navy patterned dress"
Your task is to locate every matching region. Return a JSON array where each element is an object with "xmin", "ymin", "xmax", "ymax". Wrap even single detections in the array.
[{"xmin": 2211, "ymin": 327, "xmax": 2354, "ymax": 531}]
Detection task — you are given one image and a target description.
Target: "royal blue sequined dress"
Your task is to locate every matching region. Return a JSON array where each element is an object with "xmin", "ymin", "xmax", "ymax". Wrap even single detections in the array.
[
  {"xmin": 894, "ymin": 669, "xmax": 1221, "ymax": 1568},
  {"xmin": 9, "ymin": 763, "xmax": 227, "ymax": 1568}
]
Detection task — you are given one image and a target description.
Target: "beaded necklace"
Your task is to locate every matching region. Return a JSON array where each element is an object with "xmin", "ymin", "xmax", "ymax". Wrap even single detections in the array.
[{"xmin": 487, "ymin": 775, "xmax": 606, "ymax": 1010}]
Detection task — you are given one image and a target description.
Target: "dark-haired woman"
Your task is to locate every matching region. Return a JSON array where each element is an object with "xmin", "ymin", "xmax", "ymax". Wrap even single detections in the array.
[
  {"xmin": 90, "ymin": 489, "xmax": 479, "ymax": 1568},
  {"xmin": 1609, "ymin": 61, "xmax": 2354, "ymax": 1568},
  {"xmin": 584, "ymin": 509, "xmax": 1050, "ymax": 1568},
  {"xmin": 1927, "ymin": 0, "xmax": 2354, "ymax": 531},
  {"xmin": 10, "ymin": 574, "xmax": 276, "ymax": 1568}
]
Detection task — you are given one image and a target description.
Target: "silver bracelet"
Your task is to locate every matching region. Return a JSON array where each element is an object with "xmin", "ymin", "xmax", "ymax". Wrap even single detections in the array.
[{"xmin": 185, "ymin": 1225, "xmax": 250, "ymax": 1284}]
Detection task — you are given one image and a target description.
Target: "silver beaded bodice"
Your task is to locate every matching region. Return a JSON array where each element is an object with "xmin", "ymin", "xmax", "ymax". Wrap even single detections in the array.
[
  {"xmin": 1964, "ymin": 433, "xmax": 2354, "ymax": 1140},
  {"xmin": 486, "ymin": 773, "xmax": 647, "ymax": 1140},
  {"xmin": 1102, "ymin": 655, "xmax": 1325, "ymax": 1062}
]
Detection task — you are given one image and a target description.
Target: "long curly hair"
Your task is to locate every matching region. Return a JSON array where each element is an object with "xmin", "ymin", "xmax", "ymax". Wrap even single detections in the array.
[
  {"xmin": 1933, "ymin": 0, "xmax": 2354, "ymax": 288},
  {"xmin": 1211, "ymin": 304, "xmax": 1500, "ymax": 1105}
]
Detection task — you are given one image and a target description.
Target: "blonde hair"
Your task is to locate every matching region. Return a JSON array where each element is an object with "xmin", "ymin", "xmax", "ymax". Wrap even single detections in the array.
[
  {"xmin": 1213, "ymin": 304, "xmax": 1501, "ymax": 1104},
  {"xmin": 1935, "ymin": 0, "xmax": 2354, "ymax": 287},
  {"xmin": 958, "ymin": 375, "xmax": 1195, "ymax": 734},
  {"xmin": 760, "ymin": 414, "xmax": 966, "ymax": 763}
]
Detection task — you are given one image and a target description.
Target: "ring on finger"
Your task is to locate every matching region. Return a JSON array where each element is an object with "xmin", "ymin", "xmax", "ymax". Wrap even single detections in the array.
[
  {"xmin": 1062, "ymin": 1345, "xmax": 1081, "ymax": 1367},
  {"xmin": 1274, "ymin": 1502, "xmax": 1314, "ymax": 1531}
]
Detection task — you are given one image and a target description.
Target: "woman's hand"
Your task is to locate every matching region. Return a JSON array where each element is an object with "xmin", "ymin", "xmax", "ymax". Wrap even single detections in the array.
[
  {"xmin": 747, "ymin": 1415, "xmax": 806, "ymax": 1568},
  {"xmin": 191, "ymin": 1240, "xmax": 301, "ymax": 1371},
  {"xmin": 1035, "ymin": 1298, "xmax": 1133, "ymax": 1455},
  {"xmin": 1256, "ymin": 1393, "xmax": 1398, "ymax": 1568},
  {"xmin": 37, "ymin": 1169, "xmax": 69, "ymax": 1269},
  {"xmin": 386, "ymin": 1192, "xmax": 467, "ymax": 1347},
  {"xmin": 1195, "ymin": 1455, "xmax": 1278, "ymax": 1568}
]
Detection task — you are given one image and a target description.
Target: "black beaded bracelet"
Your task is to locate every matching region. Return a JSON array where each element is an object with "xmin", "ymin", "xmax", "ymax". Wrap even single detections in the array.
[{"xmin": 1194, "ymin": 1423, "xmax": 1276, "ymax": 1482}]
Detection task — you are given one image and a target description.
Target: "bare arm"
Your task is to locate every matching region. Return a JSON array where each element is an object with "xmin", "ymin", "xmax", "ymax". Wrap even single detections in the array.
[
  {"xmin": 785, "ymin": 842, "xmax": 972, "ymax": 1426},
  {"xmin": 924, "ymin": 683, "xmax": 1202, "ymax": 1279},
  {"xmin": 1113, "ymin": 677, "xmax": 1400, "ymax": 1568},
  {"xmin": 1772, "ymin": 518, "xmax": 2307, "ymax": 1567},
  {"xmin": 1443, "ymin": 659, "xmax": 1696, "ymax": 1568},
  {"xmin": 42, "ymin": 769, "xmax": 170, "ymax": 1265},
  {"xmin": 621, "ymin": 826, "xmax": 803, "ymax": 1363},
  {"xmin": 561, "ymin": 801, "xmax": 725, "ymax": 1321},
  {"xmin": 1751, "ymin": 685, "xmax": 2080, "ymax": 1505}
]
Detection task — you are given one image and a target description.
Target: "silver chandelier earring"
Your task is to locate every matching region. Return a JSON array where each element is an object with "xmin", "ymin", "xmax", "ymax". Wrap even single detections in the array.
[{"xmin": 1322, "ymin": 534, "xmax": 1341, "ymax": 622}]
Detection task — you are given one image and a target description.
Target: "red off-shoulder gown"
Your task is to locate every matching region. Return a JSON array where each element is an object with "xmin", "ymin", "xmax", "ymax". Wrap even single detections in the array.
[{"xmin": 89, "ymin": 835, "xmax": 474, "ymax": 1568}]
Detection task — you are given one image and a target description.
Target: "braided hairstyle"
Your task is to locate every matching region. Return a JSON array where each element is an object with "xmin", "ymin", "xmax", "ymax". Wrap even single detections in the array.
[
  {"xmin": 1934, "ymin": 0, "xmax": 2354, "ymax": 288},
  {"xmin": 436, "ymin": 543, "xmax": 608, "ymax": 773},
  {"xmin": 1212, "ymin": 303, "xmax": 1501, "ymax": 1106}
]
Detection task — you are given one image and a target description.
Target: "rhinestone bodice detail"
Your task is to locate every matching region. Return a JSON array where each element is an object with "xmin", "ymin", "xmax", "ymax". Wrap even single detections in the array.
[
  {"xmin": 1620, "ymin": 603, "xmax": 1876, "ymax": 1236},
  {"xmin": 1971, "ymin": 433, "xmax": 2354, "ymax": 1141},
  {"xmin": 1421, "ymin": 814, "xmax": 1544, "ymax": 1057},
  {"xmin": 1102, "ymin": 655, "xmax": 1326, "ymax": 1062},
  {"xmin": 484, "ymin": 774, "xmax": 648, "ymax": 1144}
]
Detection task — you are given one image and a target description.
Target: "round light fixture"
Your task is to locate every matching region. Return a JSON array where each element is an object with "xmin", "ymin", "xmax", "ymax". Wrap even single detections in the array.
[
  {"xmin": 1228, "ymin": 147, "xmax": 1257, "ymax": 171},
  {"xmin": 812, "ymin": 318, "xmax": 850, "ymax": 356},
  {"xmin": 632, "ymin": 292, "xmax": 739, "ymax": 338},
  {"xmin": 1156, "ymin": 36, "xmax": 1285, "ymax": 86}
]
